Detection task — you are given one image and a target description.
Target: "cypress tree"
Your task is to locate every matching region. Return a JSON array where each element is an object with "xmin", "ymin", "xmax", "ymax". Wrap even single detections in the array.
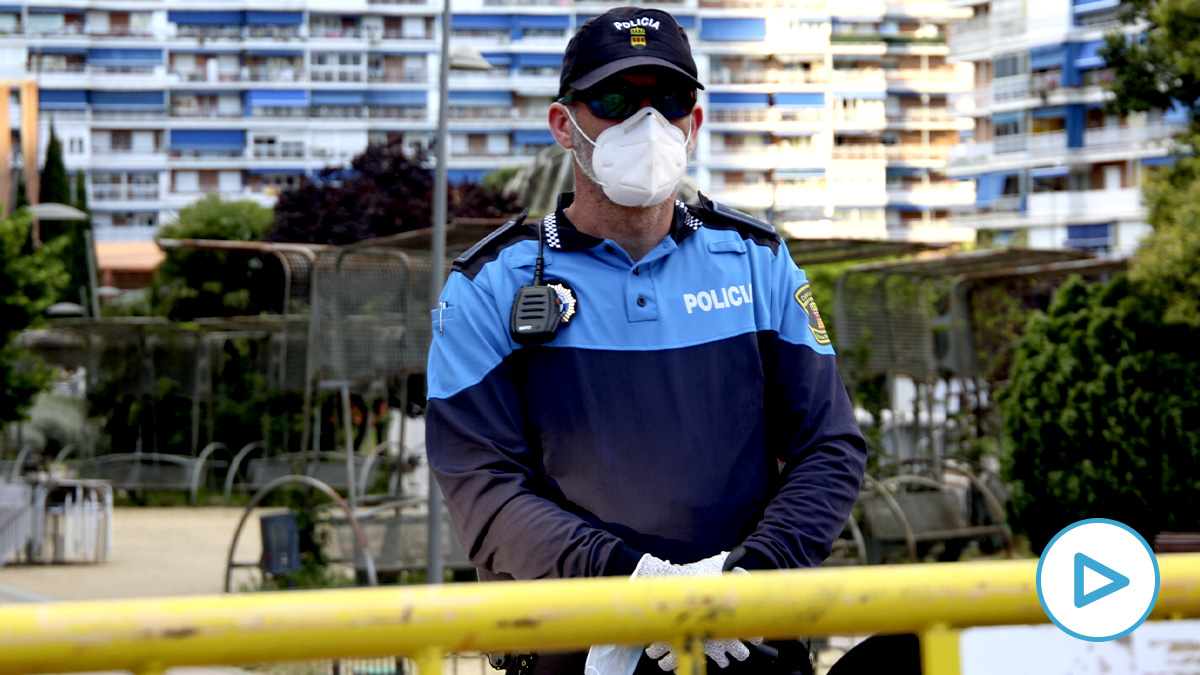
[{"xmin": 39, "ymin": 125, "xmax": 87, "ymax": 302}]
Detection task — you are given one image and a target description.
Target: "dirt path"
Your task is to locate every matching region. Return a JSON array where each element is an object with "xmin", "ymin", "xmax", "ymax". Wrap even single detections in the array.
[{"xmin": 0, "ymin": 506, "xmax": 264, "ymax": 602}]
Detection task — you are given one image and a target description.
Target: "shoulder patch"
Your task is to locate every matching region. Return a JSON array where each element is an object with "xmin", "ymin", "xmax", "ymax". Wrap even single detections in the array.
[
  {"xmin": 452, "ymin": 208, "xmax": 532, "ymax": 280},
  {"xmin": 688, "ymin": 193, "xmax": 781, "ymax": 253}
]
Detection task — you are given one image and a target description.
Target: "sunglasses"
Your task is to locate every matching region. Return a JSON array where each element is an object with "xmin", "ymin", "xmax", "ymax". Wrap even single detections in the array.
[{"xmin": 558, "ymin": 81, "xmax": 697, "ymax": 120}]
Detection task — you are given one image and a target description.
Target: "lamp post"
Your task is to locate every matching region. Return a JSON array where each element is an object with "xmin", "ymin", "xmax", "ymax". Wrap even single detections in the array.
[{"xmin": 428, "ymin": 3, "xmax": 491, "ymax": 584}]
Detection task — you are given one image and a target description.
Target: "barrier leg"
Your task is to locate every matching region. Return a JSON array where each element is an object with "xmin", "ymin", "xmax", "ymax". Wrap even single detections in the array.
[
  {"xmin": 919, "ymin": 624, "xmax": 960, "ymax": 675},
  {"xmin": 413, "ymin": 646, "xmax": 443, "ymax": 675}
]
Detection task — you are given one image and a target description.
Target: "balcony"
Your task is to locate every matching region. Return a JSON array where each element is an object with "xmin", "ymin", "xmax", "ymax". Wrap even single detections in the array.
[
  {"xmin": 87, "ymin": 27, "xmax": 155, "ymax": 38},
  {"xmin": 887, "ymin": 181, "xmax": 975, "ymax": 207},
  {"xmin": 1083, "ymin": 122, "xmax": 1180, "ymax": 152},
  {"xmin": 170, "ymin": 70, "xmax": 242, "ymax": 83},
  {"xmin": 885, "ymin": 68, "xmax": 968, "ymax": 88},
  {"xmin": 699, "ymin": 0, "xmax": 827, "ymax": 9},
  {"xmin": 171, "ymin": 106, "xmax": 243, "ymax": 119},
  {"xmin": 708, "ymin": 69, "xmax": 828, "ymax": 86},
  {"xmin": 708, "ymin": 145, "xmax": 824, "ymax": 169},
  {"xmin": 888, "ymin": 108, "xmax": 972, "ymax": 129},
  {"xmin": 368, "ymin": 69, "xmax": 428, "ymax": 84},
  {"xmin": 92, "ymin": 185, "xmax": 161, "ymax": 202},
  {"xmin": 92, "ymin": 144, "xmax": 165, "ymax": 159},
  {"xmin": 380, "ymin": 29, "xmax": 435, "ymax": 41},
  {"xmin": 1026, "ymin": 187, "xmax": 1143, "ymax": 225},
  {"xmin": 243, "ymin": 67, "xmax": 305, "ymax": 83}
]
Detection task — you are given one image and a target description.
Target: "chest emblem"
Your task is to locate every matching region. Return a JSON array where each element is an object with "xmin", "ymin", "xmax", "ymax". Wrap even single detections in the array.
[{"xmin": 547, "ymin": 281, "xmax": 578, "ymax": 324}]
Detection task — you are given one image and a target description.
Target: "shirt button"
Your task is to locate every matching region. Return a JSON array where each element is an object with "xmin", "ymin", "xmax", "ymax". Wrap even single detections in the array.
[
  {"xmin": 637, "ymin": 297, "xmax": 646, "ymax": 307},
  {"xmin": 633, "ymin": 267, "xmax": 640, "ymax": 276}
]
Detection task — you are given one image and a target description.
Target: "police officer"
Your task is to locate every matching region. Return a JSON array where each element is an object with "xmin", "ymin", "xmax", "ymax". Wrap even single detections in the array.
[{"xmin": 425, "ymin": 7, "xmax": 868, "ymax": 674}]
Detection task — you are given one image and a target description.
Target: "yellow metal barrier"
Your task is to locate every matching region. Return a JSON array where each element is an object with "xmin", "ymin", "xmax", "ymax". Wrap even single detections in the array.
[{"xmin": 2, "ymin": 554, "xmax": 1199, "ymax": 675}]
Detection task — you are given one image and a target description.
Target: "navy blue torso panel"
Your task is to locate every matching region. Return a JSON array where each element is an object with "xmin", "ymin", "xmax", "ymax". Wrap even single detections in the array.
[{"xmin": 426, "ymin": 194, "xmax": 866, "ymax": 580}]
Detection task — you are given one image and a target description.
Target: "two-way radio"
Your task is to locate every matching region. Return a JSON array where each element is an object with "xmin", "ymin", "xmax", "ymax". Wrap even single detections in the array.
[{"xmin": 509, "ymin": 217, "xmax": 562, "ymax": 345}]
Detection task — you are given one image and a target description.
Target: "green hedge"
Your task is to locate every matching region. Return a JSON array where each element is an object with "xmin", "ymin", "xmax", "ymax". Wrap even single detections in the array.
[{"xmin": 1000, "ymin": 274, "xmax": 1200, "ymax": 552}]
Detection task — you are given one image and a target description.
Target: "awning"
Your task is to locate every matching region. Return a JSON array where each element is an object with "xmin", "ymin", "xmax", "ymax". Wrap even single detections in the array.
[
  {"xmin": 28, "ymin": 7, "xmax": 83, "ymax": 13},
  {"xmin": 39, "ymin": 89, "xmax": 88, "ymax": 110},
  {"xmin": 513, "ymin": 53, "xmax": 562, "ymax": 69},
  {"xmin": 34, "ymin": 46, "xmax": 88, "ymax": 55},
  {"xmin": 245, "ymin": 49, "xmax": 303, "ymax": 57},
  {"xmin": 245, "ymin": 11, "xmax": 303, "ymax": 26},
  {"xmin": 89, "ymin": 91, "xmax": 165, "ymax": 111},
  {"xmin": 834, "ymin": 90, "xmax": 887, "ymax": 100},
  {"xmin": 1140, "ymin": 155, "xmax": 1178, "ymax": 167},
  {"xmin": 365, "ymin": 90, "xmax": 426, "ymax": 105},
  {"xmin": 448, "ymin": 91, "xmax": 513, "ymax": 106},
  {"xmin": 1066, "ymin": 223, "xmax": 1112, "ymax": 250},
  {"xmin": 1032, "ymin": 105, "xmax": 1067, "ymax": 119},
  {"xmin": 887, "ymin": 167, "xmax": 929, "ymax": 177},
  {"xmin": 1031, "ymin": 165, "xmax": 1069, "ymax": 179},
  {"xmin": 1075, "ymin": 39, "xmax": 1106, "ymax": 70},
  {"xmin": 513, "ymin": 15, "xmax": 569, "ymax": 29},
  {"xmin": 168, "ymin": 11, "xmax": 244, "ymax": 25},
  {"xmin": 95, "ymin": 241, "xmax": 165, "ymax": 274},
  {"xmin": 311, "ymin": 90, "xmax": 366, "ymax": 106},
  {"xmin": 514, "ymin": 130, "xmax": 556, "ymax": 145},
  {"xmin": 775, "ymin": 168, "xmax": 825, "ymax": 178},
  {"xmin": 992, "ymin": 111, "xmax": 1022, "ymax": 125},
  {"xmin": 774, "ymin": 92, "xmax": 825, "ymax": 108},
  {"xmin": 87, "ymin": 48, "xmax": 163, "ymax": 67},
  {"xmin": 246, "ymin": 89, "xmax": 309, "ymax": 107},
  {"xmin": 481, "ymin": 53, "xmax": 511, "ymax": 66},
  {"xmin": 0, "ymin": 6, "xmax": 21, "ymax": 12},
  {"xmin": 974, "ymin": 170, "xmax": 1019, "ymax": 206},
  {"xmin": 1030, "ymin": 44, "xmax": 1066, "ymax": 71},
  {"xmin": 447, "ymin": 169, "xmax": 487, "ymax": 183},
  {"xmin": 707, "ymin": 92, "xmax": 769, "ymax": 109},
  {"xmin": 450, "ymin": 14, "xmax": 510, "ymax": 30},
  {"xmin": 248, "ymin": 168, "xmax": 306, "ymax": 175},
  {"xmin": 169, "ymin": 129, "xmax": 246, "ymax": 151},
  {"xmin": 700, "ymin": 17, "xmax": 766, "ymax": 42}
]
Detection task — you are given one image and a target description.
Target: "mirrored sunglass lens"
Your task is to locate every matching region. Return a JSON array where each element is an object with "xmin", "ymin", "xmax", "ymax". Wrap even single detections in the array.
[
  {"xmin": 590, "ymin": 92, "xmax": 634, "ymax": 119},
  {"xmin": 658, "ymin": 92, "xmax": 694, "ymax": 118}
]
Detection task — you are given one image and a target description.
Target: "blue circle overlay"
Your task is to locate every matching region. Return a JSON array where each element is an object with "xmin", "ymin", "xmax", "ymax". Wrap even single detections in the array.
[{"xmin": 1035, "ymin": 518, "xmax": 1161, "ymax": 642}]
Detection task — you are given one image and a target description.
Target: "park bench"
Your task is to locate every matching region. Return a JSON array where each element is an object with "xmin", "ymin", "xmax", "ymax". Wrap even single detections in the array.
[
  {"xmin": 73, "ymin": 449, "xmax": 226, "ymax": 504},
  {"xmin": 1154, "ymin": 532, "xmax": 1200, "ymax": 554},
  {"xmin": 322, "ymin": 497, "xmax": 473, "ymax": 579}
]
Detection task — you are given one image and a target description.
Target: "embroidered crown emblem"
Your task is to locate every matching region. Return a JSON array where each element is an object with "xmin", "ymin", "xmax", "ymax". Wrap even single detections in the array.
[{"xmin": 630, "ymin": 26, "xmax": 647, "ymax": 49}]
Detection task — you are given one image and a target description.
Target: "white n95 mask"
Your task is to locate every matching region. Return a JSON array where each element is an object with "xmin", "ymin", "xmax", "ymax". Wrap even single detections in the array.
[{"xmin": 568, "ymin": 107, "xmax": 691, "ymax": 208}]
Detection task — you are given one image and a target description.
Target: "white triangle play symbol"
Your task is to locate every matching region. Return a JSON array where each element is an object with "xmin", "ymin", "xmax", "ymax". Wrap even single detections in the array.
[{"xmin": 1084, "ymin": 566, "xmax": 1109, "ymax": 595}]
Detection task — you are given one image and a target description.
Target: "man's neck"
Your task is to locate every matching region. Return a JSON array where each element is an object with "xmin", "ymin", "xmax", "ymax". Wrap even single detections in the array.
[{"xmin": 562, "ymin": 178, "xmax": 675, "ymax": 263}]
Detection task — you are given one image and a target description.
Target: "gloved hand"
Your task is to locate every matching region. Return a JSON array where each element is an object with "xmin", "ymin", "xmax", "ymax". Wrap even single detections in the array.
[{"xmin": 632, "ymin": 551, "xmax": 764, "ymax": 670}]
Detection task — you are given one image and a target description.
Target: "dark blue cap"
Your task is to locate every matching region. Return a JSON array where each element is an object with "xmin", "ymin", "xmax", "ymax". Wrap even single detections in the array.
[{"xmin": 559, "ymin": 7, "xmax": 703, "ymax": 97}]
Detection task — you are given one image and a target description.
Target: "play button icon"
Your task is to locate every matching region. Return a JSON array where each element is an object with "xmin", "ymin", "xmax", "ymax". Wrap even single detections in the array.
[
  {"xmin": 1037, "ymin": 519, "xmax": 1160, "ymax": 641},
  {"xmin": 1074, "ymin": 552, "xmax": 1129, "ymax": 608}
]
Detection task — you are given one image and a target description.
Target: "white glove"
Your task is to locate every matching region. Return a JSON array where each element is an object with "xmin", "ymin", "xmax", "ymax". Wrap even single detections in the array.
[{"xmin": 632, "ymin": 552, "xmax": 763, "ymax": 670}]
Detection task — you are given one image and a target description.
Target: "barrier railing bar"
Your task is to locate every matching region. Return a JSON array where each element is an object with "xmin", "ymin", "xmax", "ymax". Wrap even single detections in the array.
[{"xmin": 1, "ymin": 555, "xmax": 1198, "ymax": 675}]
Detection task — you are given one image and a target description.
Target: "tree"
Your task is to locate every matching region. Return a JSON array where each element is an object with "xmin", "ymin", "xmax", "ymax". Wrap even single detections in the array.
[
  {"xmin": 1, "ymin": 210, "xmax": 69, "ymax": 425},
  {"xmin": 38, "ymin": 127, "xmax": 89, "ymax": 306},
  {"xmin": 152, "ymin": 195, "xmax": 276, "ymax": 321},
  {"xmin": 38, "ymin": 125, "xmax": 71, "ymax": 206},
  {"xmin": 1127, "ymin": 156, "xmax": 1200, "ymax": 327},
  {"xmin": 269, "ymin": 140, "xmax": 519, "ymax": 245},
  {"xmin": 999, "ymin": 275, "xmax": 1200, "ymax": 552},
  {"xmin": 1101, "ymin": 0, "xmax": 1200, "ymax": 140}
]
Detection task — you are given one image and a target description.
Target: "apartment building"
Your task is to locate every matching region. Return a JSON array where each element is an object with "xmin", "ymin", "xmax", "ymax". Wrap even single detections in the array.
[
  {"xmin": 0, "ymin": 0, "xmax": 974, "ymax": 247},
  {"xmin": 945, "ymin": 0, "xmax": 1182, "ymax": 255}
]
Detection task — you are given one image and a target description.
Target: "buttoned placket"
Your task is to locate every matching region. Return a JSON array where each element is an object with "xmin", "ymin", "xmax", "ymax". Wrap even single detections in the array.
[{"xmin": 591, "ymin": 237, "xmax": 675, "ymax": 324}]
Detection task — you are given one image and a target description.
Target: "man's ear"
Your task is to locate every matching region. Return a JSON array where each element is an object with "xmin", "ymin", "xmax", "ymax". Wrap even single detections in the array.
[
  {"xmin": 548, "ymin": 102, "xmax": 574, "ymax": 149},
  {"xmin": 690, "ymin": 105, "xmax": 703, "ymax": 136}
]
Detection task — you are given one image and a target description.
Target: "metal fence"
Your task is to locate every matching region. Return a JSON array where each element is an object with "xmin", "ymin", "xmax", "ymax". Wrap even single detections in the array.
[{"xmin": 0, "ymin": 480, "xmax": 32, "ymax": 567}]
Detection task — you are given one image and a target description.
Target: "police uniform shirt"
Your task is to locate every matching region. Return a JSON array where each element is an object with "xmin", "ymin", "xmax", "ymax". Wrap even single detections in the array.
[{"xmin": 426, "ymin": 193, "xmax": 867, "ymax": 580}]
